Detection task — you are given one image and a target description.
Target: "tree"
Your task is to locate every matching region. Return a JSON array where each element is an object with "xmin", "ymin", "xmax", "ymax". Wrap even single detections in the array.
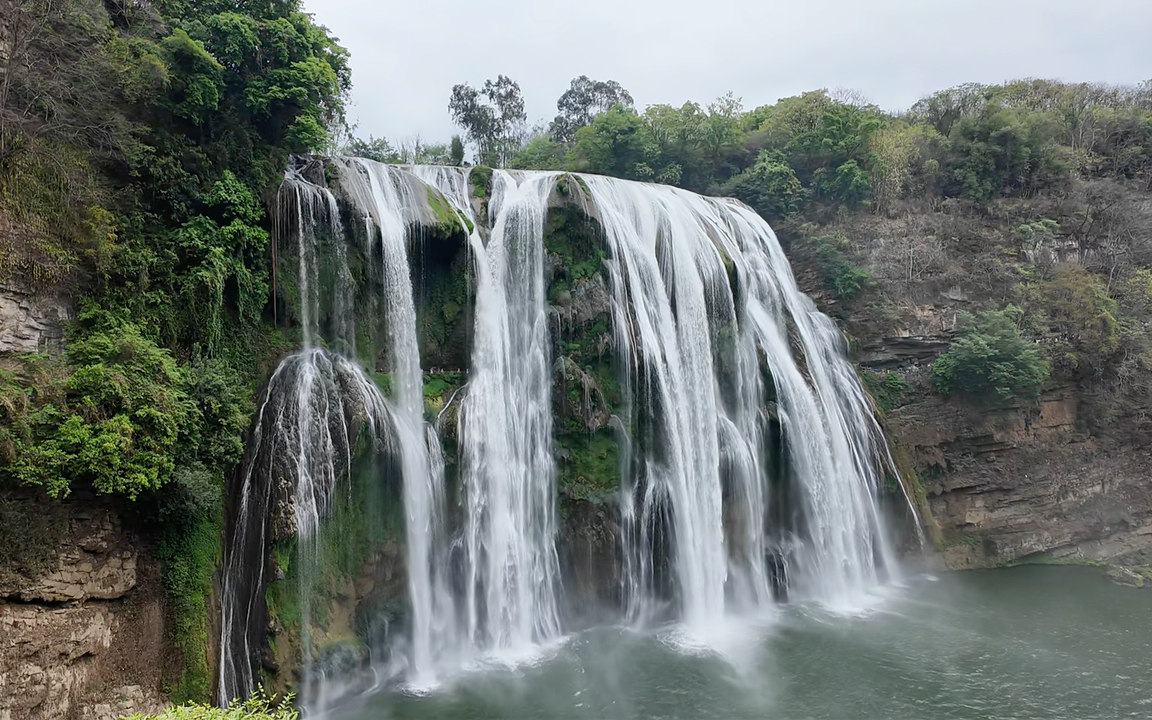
[
  {"xmin": 945, "ymin": 100, "xmax": 1067, "ymax": 199},
  {"xmin": 510, "ymin": 135, "xmax": 567, "ymax": 170},
  {"xmin": 1028, "ymin": 264, "xmax": 1120, "ymax": 376},
  {"xmin": 550, "ymin": 75, "xmax": 634, "ymax": 143},
  {"xmin": 0, "ymin": 0, "xmax": 130, "ymax": 165},
  {"xmin": 343, "ymin": 135, "xmax": 398, "ymax": 163},
  {"xmin": 931, "ymin": 308, "xmax": 1050, "ymax": 402},
  {"xmin": 448, "ymin": 74, "xmax": 526, "ymax": 167},
  {"xmin": 911, "ymin": 83, "xmax": 990, "ymax": 136},
  {"xmin": 721, "ymin": 150, "xmax": 805, "ymax": 223},
  {"xmin": 449, "ymin": 135, "xmax": 465, "ymax": 166},
  {"xmin": 570, "ymin": 105, "xmax": 651, "ymax": 180}
]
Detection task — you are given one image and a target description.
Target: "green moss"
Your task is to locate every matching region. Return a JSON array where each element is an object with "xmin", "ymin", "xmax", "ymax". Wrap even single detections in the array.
[
  {"xmin": 544, "ymin": 204, "xmax": 604, "ymax": 270},
  {"xmin": 262, "ymin": 428, "xmax": 404, "ymax": 694},
  {"xmin": 470, "ymin": 166, "xmax": 493, "ymax": 198},
  {"xmin": 426, "ymin": 186, "xmax": 473, "ymax": 234},
  {"xmin": 557, "ymin": 429, "xmax": 620, "ymax": 502},
  {"xmin": 423, "ymin": 370, "xmax": 463, "ymax": 419},
  {"xmin": 888, "ymin": 438, "xmax": 943, "ymax": 549},
  {"xmin": 158, "ymin": 494, "xmax": 222, "ymax": 703},
  {"xmin": 371, "ymin": 372, "xmax": 393, "ymax": 397},
  {"xmin": 417, "ymin": 251, "xmax": 471, "ymax": 368}
]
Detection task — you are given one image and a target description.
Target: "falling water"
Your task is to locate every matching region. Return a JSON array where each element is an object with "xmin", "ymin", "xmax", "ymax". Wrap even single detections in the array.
[
  {"xmin": 217, "ymin": 170, "xmax": 396, "ymax": 707},
  {"xmin": 219, "ymin": 159, "xmax": 909, "ymax": 709},
  {"xmin": 578, "ymin": 175, "xmax": 897, "ymax": 621},
  {"xmin": 330, "ymin": 159, "xmax": 458, "ymax": 685},
  {"xmin": 415, "ymin": 167, "xmax": 565, "ymax": 652}
]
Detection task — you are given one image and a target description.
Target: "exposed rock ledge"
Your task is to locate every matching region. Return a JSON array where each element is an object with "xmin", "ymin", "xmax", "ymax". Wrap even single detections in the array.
[
  {"xmin": 0, "ymin": 500, "xmax": 167, "ymax": 720},
  {"xmin": 890, "ymin": 384, "xmax": 1152, "ymax": 570}
]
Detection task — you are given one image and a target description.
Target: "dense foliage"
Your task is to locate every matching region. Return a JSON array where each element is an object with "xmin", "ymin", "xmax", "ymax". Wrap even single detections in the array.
[
  {"xmin": 124, "ymin": 690, "xmax": 297, "ymax": 720},
  {"xmin": 931, "ymin": 309, "xmax": 1050, "ymax": 401},
  {"xmin": 0, "ymin": 0, "xmax": 348, "ymax": 701}
]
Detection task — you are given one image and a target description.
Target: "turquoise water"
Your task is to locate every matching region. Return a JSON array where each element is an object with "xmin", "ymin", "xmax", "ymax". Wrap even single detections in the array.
[{"xmin": 328, "ymin": 566, "xmax": 1152, "ymax": 719}]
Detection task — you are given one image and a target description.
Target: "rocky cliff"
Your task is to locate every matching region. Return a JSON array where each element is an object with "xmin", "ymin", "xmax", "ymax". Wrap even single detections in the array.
[
  {"xmin": 809, "ymin": 189, "xmax": 1152, "ymax": 574},
  {"xmin": 0, "ymin": 494, "xmax": 168, "ymax": 720}
]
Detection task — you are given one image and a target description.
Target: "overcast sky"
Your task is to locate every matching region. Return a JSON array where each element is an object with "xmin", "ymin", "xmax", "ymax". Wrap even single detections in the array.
[{"xmin": 306, "ymin": 0, "xmax": 1152, "ymax": 144}]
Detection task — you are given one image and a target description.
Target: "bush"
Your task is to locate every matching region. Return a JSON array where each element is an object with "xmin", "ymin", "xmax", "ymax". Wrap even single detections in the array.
[
  {"xmin": 123, "ymin": 690, "xmax": 297, "ymax": 720},
  {"xmin": 4, "ymin": 321, "xmax": 200, "ymax": 498},
  {"xmin": 1028, "ymin": 264, "xmax": 1119, "ymax": 376},
  {"xmin": 794, "ymin": 231, "xmax": 871, "ymax": 300},
  {"xmin": 721, "ymin": 150, "xmax": 806, "ymax": 223},
  {"xmin": 860, "ymin": 369, "xmax": 910, "ymax": 413},
  {"xmin": 931, "ymin": 308, "xmax": 1050, "ymax": 402}
]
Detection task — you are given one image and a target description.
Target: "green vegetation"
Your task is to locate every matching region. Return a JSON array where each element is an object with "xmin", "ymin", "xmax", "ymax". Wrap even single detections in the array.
[
  {"xmin": 124, "ymin": 689, "xmax": 296, "ymax": 720},
  {"xmin": 0, "ymin": 0, "xmax": 348, "ymax": 701},
  {"xmin": 860, "ymin": 370, "xmax": 910, "ymax": 413},
  {"xmin": 931, "ymin": 309, "xmax": 1050, "ymax": 402},
  {"xmin": 263, "ymin": 428, "xmax": 403, "ymax": 673},
  {"xmin": 154, "ymin": 467, "xmax": 223, "ymax": 702},
  {"xmin": 792, "ymin": 231, "xmax": 871, "ymax": 300},
  {"xmin": 557, "ymin": 431, "xmax": 619, "ymax": 501}
]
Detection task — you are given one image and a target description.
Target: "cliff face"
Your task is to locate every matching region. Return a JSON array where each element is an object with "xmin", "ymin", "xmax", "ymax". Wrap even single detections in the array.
[
  {"xmin": 0, "ymin": 494, "xmax": 168, "ymax": 720},
  {"xmin": 890, "ymin": 377, "xmax": 1152, "ymax": 568},
  {"xmin": 804, "ymin": 187, "xmax": 1152, "ymax": 573}
]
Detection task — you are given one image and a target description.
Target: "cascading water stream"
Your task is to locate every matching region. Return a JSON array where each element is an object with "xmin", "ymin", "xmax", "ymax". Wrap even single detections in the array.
[
  {"xmin": 218, "ymin": 159, "xmax": 915, "ymax": 712},
  {"xmin": 412, "ymin": 166, "xmax": 565, "ymax": 653},
  {"xmin": 217, "ymin": 171, "xmax": 397, "ymax": 708},
  {"xmin": 330, "ymin": 159, "xmax": 458, "ymax": 686},
  {"xmin": 579, "ymin": 175, "xmax": 899, "ymax": 621}
]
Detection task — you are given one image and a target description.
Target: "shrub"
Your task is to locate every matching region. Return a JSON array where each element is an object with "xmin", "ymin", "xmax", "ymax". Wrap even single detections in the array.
[
  {"xmin": 860, "ymin": 369, "xmax": 910, "ymax": 413},
  {"xmin": 5, "ymin": 322, "xmax": 199, "ymax": 498},
  {"xmin": 1028, "ymin": 264, "xmax": 1119, "ymax": 375},
  {"xmin": 795, "ymin": 231, "xmax": 871, "ymax": 300},
  {"xmin": 123, "ymin": 690, "xmax": 297, "ymax": 720},
  {"xmin": 721, "ymin": 150, "xmax": 806, "ymax": 223},
  {"xmin": 931, "ymin": 308, "xmax": 1050, "ymax": 402}
]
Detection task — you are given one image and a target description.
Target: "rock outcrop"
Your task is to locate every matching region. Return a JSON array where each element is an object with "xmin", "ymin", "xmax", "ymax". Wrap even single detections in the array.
[
  {"xmin": 0, "ymin": 497, "xmax": 168, "ymax": 720},
  {"xmin": 0, "ymin": 283, "xmax": 71, "ymax": 354},
  {"xmin": 889, "ymin": 383, "xmax": 1152, "ymax": 569}
]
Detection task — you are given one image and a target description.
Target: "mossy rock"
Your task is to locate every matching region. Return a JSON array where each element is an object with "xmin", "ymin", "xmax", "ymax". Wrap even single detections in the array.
[
  {"xmin": 556, "ymin": 429, "xmax": 620, "ymax": 502},
  {"xmin": 470, "ymin": 165, "xmax": 493, "ymax": 199},
  {"xmin": 426, "ymin": 186, "xmax": 473, "ymax": 235}
]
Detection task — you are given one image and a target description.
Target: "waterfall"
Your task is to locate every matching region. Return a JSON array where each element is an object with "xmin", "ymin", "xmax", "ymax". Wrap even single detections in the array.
[
  {"xmin": 217, "ymin": 170, "xmax": 396, "ymax": 707},
  {"xmin": 411, "ymin": 165, "xmax": 565, "ymax": 652},
  {"xmin": 218, "ymin": 159, "xmax": 907, "ymax": 708},
  {"xmin": 329, "ymin": 159, "xmax": 458, "ymax": 685},
  {"xmin": 459, "ymin": 170, "xmax": 563, "ymax": 649},
  {"xmin": 578, "ymin": 176, "xmax": 896, "ymax": 618}
]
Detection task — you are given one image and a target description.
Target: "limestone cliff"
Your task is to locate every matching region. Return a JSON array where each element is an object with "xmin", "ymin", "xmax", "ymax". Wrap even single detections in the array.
[
  {"xmin": 0, "ymin": 494, "xmax": 168, "ymax": 720},
  {"xmin": 803, "ymin": 190, "xmax": 1152, "ymax": 572}
]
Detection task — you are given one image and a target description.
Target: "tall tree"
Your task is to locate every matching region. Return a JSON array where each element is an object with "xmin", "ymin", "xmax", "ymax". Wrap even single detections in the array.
[
  {"xmin": 448, "ymin": 74, "xmax": 526, "ymax": 167},
  {"xmin": 550, "ymin": 75, "xmax": 634, "ymax": 143}
]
